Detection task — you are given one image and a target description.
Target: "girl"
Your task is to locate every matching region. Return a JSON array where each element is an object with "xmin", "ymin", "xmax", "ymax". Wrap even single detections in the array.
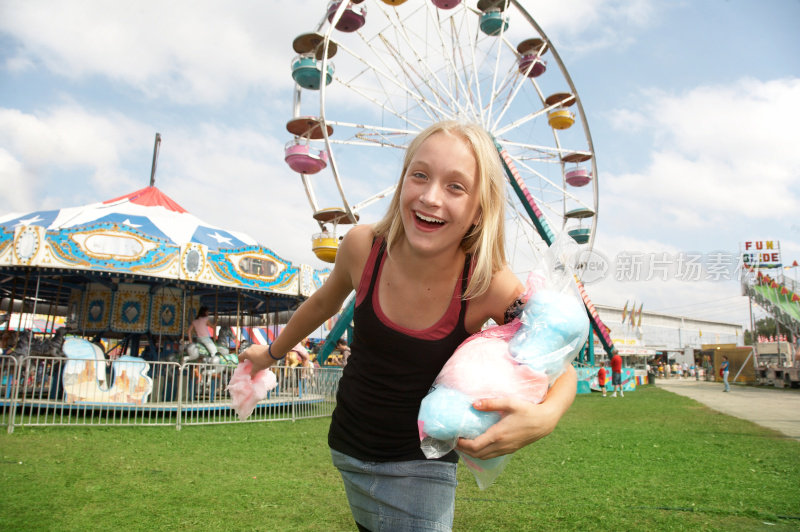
[
  {"xmin": 241, "ymin": 120, "xmax": 577, "ymax": 531},
  {"xmin": 187, "ymin": 306, "xmax": 217, "ymax": 359}
]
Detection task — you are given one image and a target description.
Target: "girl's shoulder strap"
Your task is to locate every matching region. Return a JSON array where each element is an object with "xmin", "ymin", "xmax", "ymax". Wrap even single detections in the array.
[{"xmin": 354, "ymin": 234, "xmax": 385, "ymax": 306}]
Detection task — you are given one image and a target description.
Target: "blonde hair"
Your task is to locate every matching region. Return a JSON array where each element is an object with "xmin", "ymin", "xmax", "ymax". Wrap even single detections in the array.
[{"xmin": 373, "ymin": 120, "xmax": 507, "ymax": 299}]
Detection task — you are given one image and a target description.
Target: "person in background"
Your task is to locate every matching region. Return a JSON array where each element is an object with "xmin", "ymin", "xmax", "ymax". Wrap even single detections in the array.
[
  {"xmin": 336, "ymin": 337, "xmax": 352, "ymax": 367},
  {"xmin": 188, "ymin": 306, "xmax": 217, "ymax": 358},
  {"xmin": 597, "ymin": 361, "xmax": 608, "ymax": 397},
  {"xmin": 610, "ymin": 349, "xmax": 623, "ymax": 397},
  {"xmin": 721, "ymin": 355, "xmax": 730, "ymax": 392}
]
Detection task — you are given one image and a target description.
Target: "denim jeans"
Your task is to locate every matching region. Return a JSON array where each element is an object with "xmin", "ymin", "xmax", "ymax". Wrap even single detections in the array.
[
  {"xmin": 330, "ymin": 448, "xmax": 457, "ymax": 531},
  {"xmin": 723, "ymin": 370, "xmax": 730, "ymax": 391}
]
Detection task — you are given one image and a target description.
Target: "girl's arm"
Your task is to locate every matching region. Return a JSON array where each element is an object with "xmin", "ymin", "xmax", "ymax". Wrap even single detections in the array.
[
  {"xmin": 465, "ymin": 265, "xmax": 524, "ymax": 333},
  {"xmin": 455, "ymin": 365, "xmax": 577, "ymax": 459},
  {"xmin": 238, "ymin": 225, "xmax": 371, "ymax": 375}
]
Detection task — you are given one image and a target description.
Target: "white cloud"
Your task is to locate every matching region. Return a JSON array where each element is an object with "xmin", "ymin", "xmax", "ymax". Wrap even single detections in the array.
[
  {"xmin": 532, "ymin": 0, "xmax": 660, "ymax": 53},
  {"xmin": 0, "ymin": 105, "xmax": 148, "ymax": 197},
  {"xmin": 0, "ymin": 1, "xmax": 665, "ymax": 105},
  {"xmin": 605, "ymin": 78, "xmax": 800, "ymax": 226},
  {"xmin": 0, "ymin": 1, "xmax": 319, "ymax": 104},
  {"xmin": 650, "ymin": 78, "xmax": 800, "ymax": 163},
  {"xmin": 0, "ymin": 149, "xmax": 36, "ymax": 213}
]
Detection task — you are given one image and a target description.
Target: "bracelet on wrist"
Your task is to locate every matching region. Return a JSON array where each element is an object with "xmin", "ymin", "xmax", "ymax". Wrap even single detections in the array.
[{"xmin": 268, "ymin": 343, "xmax": 284, "ymax": 361}]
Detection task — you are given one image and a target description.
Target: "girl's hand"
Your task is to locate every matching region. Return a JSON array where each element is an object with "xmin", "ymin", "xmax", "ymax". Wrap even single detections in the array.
[
  {"xmin": 456, "ymin": 366, "xmax": 577, "ymax": 460},
  {"xmin": 455, "ymin": 397, "xmax": 559, "ymax": 460},
  {"xmin": 238, "ymin": 344, "xmax": 277, "ymax": 377}
]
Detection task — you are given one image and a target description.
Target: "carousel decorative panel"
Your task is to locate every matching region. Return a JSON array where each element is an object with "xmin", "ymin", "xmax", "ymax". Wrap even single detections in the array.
[
  {"xmin": 81, "ymin": 283, "xmax": 112, "ymax": 333},
  {"xmin": 150, "ymin": 286, "xmax": 182, "ymax": 336},
  {"xmin": 111, "ymin": 283, "xmax": 150, "ymax": 334},
  {"xmin": 13, "ymin": 225, "xmax": 45, "ymax": 265},
  {"xmin": 65, "ymin": 288, "xmax": 83, "ymax": 329}
]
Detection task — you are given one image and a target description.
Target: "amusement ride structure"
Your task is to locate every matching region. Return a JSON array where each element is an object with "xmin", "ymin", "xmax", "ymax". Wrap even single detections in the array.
[
  {"xmin": 282, "ymin": 0, "xmax": 614, "ymax": 358},
  {"xmin": 742, "ymin": 262, "xmax": 800, "ymax": 385},
  {"xmin": 744, "ymin": 267, "xmax": 800, "ymax": 341}
]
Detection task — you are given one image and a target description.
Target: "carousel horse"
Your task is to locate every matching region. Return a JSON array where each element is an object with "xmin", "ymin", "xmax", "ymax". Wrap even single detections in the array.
[
  {"xmin": 178, "ymin": 334, "xmax": 237, "ymax": 365},
  {"xmin": 7, "ymin": 327, "xmax": 69, "ymax": 362}
]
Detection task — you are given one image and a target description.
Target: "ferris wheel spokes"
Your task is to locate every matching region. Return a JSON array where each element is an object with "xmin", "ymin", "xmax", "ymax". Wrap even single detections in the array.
[
  {"xmin": 332, "ymin": 40, "xmax": 453, "ymax": 123},
  {"xmin": 287, "ymin": 0, "xmax": 599, "ymax": 269}
]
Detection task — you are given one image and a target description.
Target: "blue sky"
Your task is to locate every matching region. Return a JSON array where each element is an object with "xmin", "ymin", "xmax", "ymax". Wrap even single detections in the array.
[{"xmin": 1, "ymin": 0, "xmax": 798, "ymax": 331}]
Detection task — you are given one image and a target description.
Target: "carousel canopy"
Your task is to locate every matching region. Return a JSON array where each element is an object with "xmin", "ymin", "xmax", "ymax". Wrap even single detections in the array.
[{"xmin": 0, "ymin": 186, "xmax": 328, "ymax": 334}]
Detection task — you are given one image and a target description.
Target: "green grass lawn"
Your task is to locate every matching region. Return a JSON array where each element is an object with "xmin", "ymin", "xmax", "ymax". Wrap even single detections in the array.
[{"xmin": 1, "ymin": 385, "xmax": 798, "ymax": 531}]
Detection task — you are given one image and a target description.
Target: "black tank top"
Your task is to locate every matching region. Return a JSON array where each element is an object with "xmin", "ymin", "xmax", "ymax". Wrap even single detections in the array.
[{"xmin": 328, "ymin": 239, "xmax": 472, "ymax": 462}]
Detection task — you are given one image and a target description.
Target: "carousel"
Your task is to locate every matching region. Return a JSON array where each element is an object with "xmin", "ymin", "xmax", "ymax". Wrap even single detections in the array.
[
  {"xmin": 0, "ymin": 141, "xmax": 333, "ymax": 429},
  {"xmin": 0, "ymin": 182, "xmax": 327, "ymax": 355}
]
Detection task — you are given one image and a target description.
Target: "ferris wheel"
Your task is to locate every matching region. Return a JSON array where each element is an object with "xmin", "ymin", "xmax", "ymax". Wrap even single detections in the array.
[{"xmin": 284, "ymin": 0, "xmax": 599, "ymax": 280}]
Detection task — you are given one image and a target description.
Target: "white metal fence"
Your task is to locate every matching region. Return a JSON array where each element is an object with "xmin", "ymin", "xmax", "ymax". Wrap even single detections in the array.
[{"xmin": 0, "ymin": 355, "xmax": 341, "ymax": 432}]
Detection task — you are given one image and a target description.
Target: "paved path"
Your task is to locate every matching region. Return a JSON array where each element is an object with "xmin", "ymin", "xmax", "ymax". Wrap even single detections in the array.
[{"xmin": 656, "ymin": 378, "xmax": 800, "ymax": 440}]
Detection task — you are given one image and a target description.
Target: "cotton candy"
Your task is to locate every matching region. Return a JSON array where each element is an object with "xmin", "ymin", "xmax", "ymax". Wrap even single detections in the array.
[
  {"xmin": 226, "ymin": 360, "xmax": 278, "ymax": 421},
  {"xmin": 417, "ymin": 275, "xmax": 589, "ymax": 490},
  {"xmin": 509, "ymin": 289, "xmax": 590, "ymax": 381},
  {"xmin": 419, "ymin": 386, "xmax": 500, "ymax": 441},
  {"xmin": 434, "ymin": 334, "xmax": 550, "ymax": 404}
]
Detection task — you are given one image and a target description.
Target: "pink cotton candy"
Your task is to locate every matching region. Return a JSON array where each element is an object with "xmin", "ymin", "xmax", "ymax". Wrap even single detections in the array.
[
  {"xmin": 436, "ymin": 335, "xmax": 550, "ymax": 404},
  {"xmin": 437, "ymin": 336, "xmax": 518, "ymax": 398},
  {"xmin": 226, "ymin": 360, "xmax": 278, "ymax": 421},
  {"xmin": 514, "ymin": 364, "xmax": 550, "ymax": 404}
]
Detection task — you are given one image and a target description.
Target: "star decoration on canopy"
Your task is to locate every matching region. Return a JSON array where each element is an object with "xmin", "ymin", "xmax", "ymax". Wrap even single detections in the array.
[
  {"xmin": 207, "ymin": 231, "xmax": 233, "ymax": 246},
  {"xmin": 16, "ymin": 215, "xmax": 44, "ymax": 226}
]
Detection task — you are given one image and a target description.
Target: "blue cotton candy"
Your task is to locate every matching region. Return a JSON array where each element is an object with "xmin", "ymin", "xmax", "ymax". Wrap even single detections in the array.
[
  {"xmin": 418, "ymin": 386, "xmax": 501, "ymax": 441},
  {"xmin": 509, "ymin": 289, "xmax": 590, "ymax": 377}
]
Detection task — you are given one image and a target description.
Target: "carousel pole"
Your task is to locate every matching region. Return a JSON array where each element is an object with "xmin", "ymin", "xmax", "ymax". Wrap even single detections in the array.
[
  {"xmin": 16, "ymin": 270, "xmax": 30, "ymax": 332},
  {"xmin": 236, "ymin": 292, "xmax": 241, "ymax": 351},
  {"xmin": 45, "ymin": 291, "xmax": 55, "ymax": 335},
  {"xmin": 25, "ymin": 274, "xmax": 41, "ymax": 359},
  {"xmin": 153, "ymin": 287, "xmax": 162, "ymax": 360},
  {"xmin": 45, "ymin": 276, "xmax": 63, "ymax": 336},
  {"xmin": 5, "ymin": 276, "xmax": 17, "ymax": 331},
  {"xmin": 80, "ymin": 289, "xmax": 87, "ymax": 338},
  {"xmin": 214, "ymin": 291, "xmax": 219, "ymax": 342},
  {"xmin": 180, "ymin": 287, "xmax": 187, "ymax": 341},
  {"xmin": 150, "ymin": 133, "xmax": 161, "ymax": 187},
  {"xmin": 264, "ymin": 295, "xmax": 271, "ymax": 347},
  {"xmin": 176, "ymin": 285, "xmax": 186, "ymax": 431}
]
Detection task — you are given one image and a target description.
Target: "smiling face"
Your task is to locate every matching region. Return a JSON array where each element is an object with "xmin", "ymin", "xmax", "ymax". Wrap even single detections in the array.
[{"xmin": 398, "ymin": 130, "xmax": 482, "ymax": 257}]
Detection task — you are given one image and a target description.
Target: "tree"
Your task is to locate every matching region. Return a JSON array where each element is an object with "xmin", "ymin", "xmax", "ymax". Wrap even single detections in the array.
[{"xmin": 744, "ymin": 316, "xmax": 793, "ymax": 345}]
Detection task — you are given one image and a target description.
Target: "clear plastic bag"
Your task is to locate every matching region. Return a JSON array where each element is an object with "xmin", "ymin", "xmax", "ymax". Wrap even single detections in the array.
[{"xmin": 417, "ymin": 232, "xmax": 589, "ymax": 489}]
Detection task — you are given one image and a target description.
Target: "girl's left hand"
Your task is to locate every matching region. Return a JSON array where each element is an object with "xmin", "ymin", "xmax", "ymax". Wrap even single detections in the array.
[{"xmin": 455, "ymin": 397, "xmax": 559, "ymax": 460}]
